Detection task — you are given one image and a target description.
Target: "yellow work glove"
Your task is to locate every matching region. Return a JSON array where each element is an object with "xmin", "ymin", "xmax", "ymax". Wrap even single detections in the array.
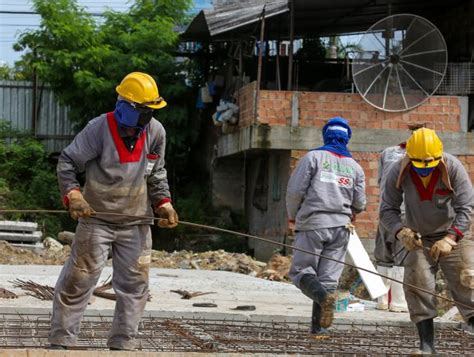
[
  {"xmin": 396, "ymin": 227, "xmax": 422, "ymax": 251},
  {"xmin": 67, "ymin": 190, "xmax": 94, "ymax": 220},
  {"xmin": 430, "ymin": 236, "xmax": 457, "ymax": 261},
  {"xmin": 155, "ymin": 202, "xmax": 178, "ymax": 228}
]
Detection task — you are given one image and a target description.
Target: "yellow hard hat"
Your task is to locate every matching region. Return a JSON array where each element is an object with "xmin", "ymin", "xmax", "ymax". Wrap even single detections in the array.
[
  {"xmin": 116, "ymin": 72, "xmax": 167, "ymax": 109},
  {"xmin": 406, "ymin": 128, "xmax": 443, "ymax": 168}
]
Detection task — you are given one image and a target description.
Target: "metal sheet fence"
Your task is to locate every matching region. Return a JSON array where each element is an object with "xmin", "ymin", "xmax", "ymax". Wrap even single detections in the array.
[{"xmin": 0, "ymin": 80, "xmax": 75, "ymax": 152}]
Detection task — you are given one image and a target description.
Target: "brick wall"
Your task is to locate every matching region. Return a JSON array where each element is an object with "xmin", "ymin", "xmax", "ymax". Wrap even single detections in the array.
[
  {"xmin": 291, "ymin": 149, "xmax": 474, "ymax": 239},
  {"xmin": 236, "ymin": 83, "xmax": 471, "ymax": 239},
  {"xmin": 250, "ymin": 88, "xmax": 463, "ymax": 131},
  {"xmin": 237, "ymin": 81, "xmax": 257, "ymax": 127}
]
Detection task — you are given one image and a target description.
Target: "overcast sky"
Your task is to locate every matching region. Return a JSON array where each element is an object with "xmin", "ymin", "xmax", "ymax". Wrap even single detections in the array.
[{"xmin": 0, "ymin": 0, "xmax": 212, "ymax": 65}]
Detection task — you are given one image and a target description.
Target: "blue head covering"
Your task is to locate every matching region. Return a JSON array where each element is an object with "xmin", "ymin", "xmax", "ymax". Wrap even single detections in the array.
[
  {"xmin": 313, "ymin": 117, "xmax": 352, "ymax": 157},
  {"xmin": 114, "ymin": 100, "xmax": 152, "ymax": 132}
]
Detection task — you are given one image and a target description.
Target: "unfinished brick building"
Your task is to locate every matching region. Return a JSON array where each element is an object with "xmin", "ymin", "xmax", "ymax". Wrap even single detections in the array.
[{"xmin": 184, "ymin": 0, "xmax": 474, "ymax": 260}]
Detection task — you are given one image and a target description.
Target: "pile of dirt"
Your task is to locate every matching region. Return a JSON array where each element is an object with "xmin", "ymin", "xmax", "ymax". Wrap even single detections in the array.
[
  {"xmin": 0, "ymin": 240, "xmax": 272, "ymax": 277},
  {"xmin": 257, "ymin": 254, "xmax": 291, "ymax": 281},
  {"xmin": 149, "ymin": 249, "xmax": 267, "ymax": 275},
  {"xmin": 0, "ymin": 241, "xmax": 71, "ymax": 265}
]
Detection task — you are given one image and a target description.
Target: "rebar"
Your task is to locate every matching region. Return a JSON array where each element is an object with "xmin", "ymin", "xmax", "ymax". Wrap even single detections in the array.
[
  {"xmin": 0, "ymin": 313, "xmax": 472, "ymax": 355},
  {"xmin": 1, "ymin": 208, "xmax": 471, "ymax": 310}
]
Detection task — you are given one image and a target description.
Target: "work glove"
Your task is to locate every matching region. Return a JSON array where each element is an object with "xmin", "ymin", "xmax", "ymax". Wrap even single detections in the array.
[
  {"xmin": 155, "ymin": 202, "xmax": 178, "ymax": 228},
  {"xmin": 430, "ymin": 235, "xmax": 457, "ymax": 261},
  {"xmin": 67, "ymin": 190, "xmax": 94, "ymax": 220},
  {"xmin": 396, "ymin": 227, "xmax": 422, "ymax": 251}
]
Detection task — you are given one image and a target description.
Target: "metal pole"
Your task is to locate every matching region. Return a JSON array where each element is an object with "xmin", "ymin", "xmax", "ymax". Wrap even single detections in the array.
[
  {"xmin": 254, "ymin": 5, "xmax": 266, "ymax": 123},
  {"xmin": 287, "ymin": 0, "xmax": 294, "ymax": 90},
  {"xmin": 276, "ymin": 40, "xmax": 281, "ymax": 90},
  {"xmin": 31, "ymin": 48, "xmax": 37, "ymax": 137}
]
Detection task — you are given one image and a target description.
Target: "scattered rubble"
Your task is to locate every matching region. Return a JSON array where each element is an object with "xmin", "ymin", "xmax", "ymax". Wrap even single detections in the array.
[
  {"xmin": 0, "ymin": 287, "xmax": 17, "ymax": 299},
  {"xmin": 192, "ymin": 303, "xmax": 217, "ymax": 308},
  {"xmin": 0, "ymin": 241, "xmax": 71, "ymax": 265},
  {"xmin": 257, "ymin": 254, "xmax": 291, "ymax": 281},
  {"xmin": 170, "ymin": 290, "xmax": 216, "ymax": 300},
  {"xmin": 42, "ymin": 237, "xmax": 63, "ymax": 252},
  {"xmin": 149, "ymin": 249, "xmax": 267, "ymax": 275}
]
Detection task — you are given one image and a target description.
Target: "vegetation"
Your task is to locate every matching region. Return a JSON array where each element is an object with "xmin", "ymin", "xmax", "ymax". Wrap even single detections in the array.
[
  {"xmin": 14, "ymin": 0, "xmax": 195, "ymax": 161},
  {"xmin": 0, "ymin": 121, "xmax": 70, "ymax": 235}
]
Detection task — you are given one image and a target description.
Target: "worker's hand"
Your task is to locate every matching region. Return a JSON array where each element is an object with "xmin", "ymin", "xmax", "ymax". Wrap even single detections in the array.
[
  {"xmin": 430, "ymin": 235, "xmax": 457, "ymax": 261},
  {"xmin": 396, "ymin": 227, "xmax": 422, "ymax": 251},
  {"xmin": 68, "ymin": 190, "xmax": 94, "ymax": 220},
  {"xmin": 155, "ymin": 202, "xmax": 178, "ymax": 228}
]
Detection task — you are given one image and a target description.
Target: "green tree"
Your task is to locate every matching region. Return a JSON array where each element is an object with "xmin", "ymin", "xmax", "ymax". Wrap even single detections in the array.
[
  {"xmin": 0, "ymin": 63, "xmax": 27, "ymax": 80},
  {"xmin": 14, "ymin": 0, "xmax": 194, "ymax": 161}
]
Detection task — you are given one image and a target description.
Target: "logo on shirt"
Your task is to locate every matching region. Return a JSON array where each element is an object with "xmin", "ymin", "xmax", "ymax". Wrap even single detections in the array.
[
  {"xmin": 320, "ymin": 171, "xmax": 353, "ymax": 187},
  {"xmin": 321, "ymin": 160, "xmax": 354, "ymax": 176}
]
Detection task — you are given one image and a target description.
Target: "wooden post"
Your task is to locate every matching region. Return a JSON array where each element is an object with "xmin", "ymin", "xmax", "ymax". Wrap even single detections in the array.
[
  {"xmin": 287, "ymin": 0, "xmax": 294, "ymax": 90},
  {"xmin": 276, "ymin": 40, "xmax": 281, "ymax": 90},
  {"xmin": 254, "ymin": 5, "xmax": 266, "ymax": 123}
]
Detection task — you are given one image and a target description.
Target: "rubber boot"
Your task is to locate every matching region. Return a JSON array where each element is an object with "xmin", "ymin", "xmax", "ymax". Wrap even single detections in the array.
[
  {"xmin": 376, "ymin": 265, "xmax": 390, "ymax": 310},
  {"xmin": 389, "ymin": 266, "xmax": 408, "ymax": 312},
  {"xmin": 414, "ymin": 319, "xmax": 436, "ymax": 355},
  {"xmin": 465, "ymin": 316, "xmax": 474, "ymax": 335},
  {"xmin": 299, "ymin": 274, "xmax": 336, "ymax": 328},
  {"xmin": 310, "ymin": 301, "xmax": 328, "ymax": 334}
]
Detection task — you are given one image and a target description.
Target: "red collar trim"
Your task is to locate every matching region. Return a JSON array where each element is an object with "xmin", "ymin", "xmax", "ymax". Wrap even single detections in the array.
[
  {"xmin": 409, "ymin": 167, "xmax": 441, "ymax": 201},
  {"xmin": 107, "ymin": 112, "xmax": 146, "ymax": 163},
  {"xmin": 328, "ymin": 151, "xmax": 346, "ymax": 158}
]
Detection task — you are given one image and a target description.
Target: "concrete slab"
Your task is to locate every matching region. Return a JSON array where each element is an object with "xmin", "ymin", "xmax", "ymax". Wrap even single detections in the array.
[
  {"xmin": 0, "ymin": 264, "xmax": 419, "ymax": 326},
  {"xmin": 0, "ymin": 350, "xmax": 289, "ymax": 357}
]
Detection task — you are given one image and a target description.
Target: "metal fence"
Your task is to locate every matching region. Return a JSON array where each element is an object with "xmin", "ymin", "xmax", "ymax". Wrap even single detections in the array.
[
  {"xmin": 0, "ymin": 80, "xmax": 75, "ymax": 153},
  {"xmin": 436, "ymin": 62, "xmax": 474, "ymax": 95}
]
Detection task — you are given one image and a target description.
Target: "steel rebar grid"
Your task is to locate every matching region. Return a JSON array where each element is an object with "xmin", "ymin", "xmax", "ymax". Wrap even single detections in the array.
[{"xmin": 0, "ymin": 314, "xmax": 473, "ymax": 354}]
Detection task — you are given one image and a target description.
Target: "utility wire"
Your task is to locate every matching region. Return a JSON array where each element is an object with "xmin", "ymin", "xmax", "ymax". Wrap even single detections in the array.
[
  {"xmin": 1, "ymin": 209, "xmax": 472, "ymax": 311},
  {"xmin": 0, "ymin": 10, "xmax": 108, "ymax": 17}
]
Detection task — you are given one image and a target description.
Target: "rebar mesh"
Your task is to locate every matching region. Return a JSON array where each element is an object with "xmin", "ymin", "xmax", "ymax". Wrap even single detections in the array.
[{"xmin": 1, "ymin": 314, "xmax": 473, "ymax": 355}]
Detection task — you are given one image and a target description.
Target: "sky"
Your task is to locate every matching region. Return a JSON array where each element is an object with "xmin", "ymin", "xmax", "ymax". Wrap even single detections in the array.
[{"xmin": 0, "ymin": 0, "xmax": 213, "ymax": 66}]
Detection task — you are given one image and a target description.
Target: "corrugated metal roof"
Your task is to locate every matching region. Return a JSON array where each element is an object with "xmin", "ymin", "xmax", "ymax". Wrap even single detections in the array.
[
  {"xmin": 183, "ymin": 0, "xmax": 468, "ymax": 40},
  {"xmin": 183, "ymin": 0, "xmax": 289, "ymax": 39}
]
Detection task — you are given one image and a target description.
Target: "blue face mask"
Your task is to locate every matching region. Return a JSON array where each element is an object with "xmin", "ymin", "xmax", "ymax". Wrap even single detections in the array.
[
  {"xmin": 412, "ymin": 166, "xmax": 435, "ymax": 177},
  {"xmin": 114, "ymin": 100, "xmax": 153, "ymax": 130}
]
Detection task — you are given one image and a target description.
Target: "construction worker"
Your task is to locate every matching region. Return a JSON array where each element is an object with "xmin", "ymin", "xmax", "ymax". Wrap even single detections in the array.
[
  {"xmin": 380, "ymin": 128, "xmax": 474, "ymax": 354},
  {"xmin": 49, "ymin": 72, "xmax": 178, "ymax": 350},
  {"xmin": 286, "ymin": 117, "xmax": 366, "ymax": 334},
  {"xmin": 375, "ymin": 124, "xmax": 424, "ymax": 312}
]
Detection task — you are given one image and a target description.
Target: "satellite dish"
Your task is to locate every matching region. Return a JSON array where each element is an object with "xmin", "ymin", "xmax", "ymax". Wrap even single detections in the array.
[{"xmin": 352, "ymin": 14, "xmax": 448, "ymax": 112}]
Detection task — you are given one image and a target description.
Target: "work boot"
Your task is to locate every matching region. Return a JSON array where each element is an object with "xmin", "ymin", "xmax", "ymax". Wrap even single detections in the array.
[
  {"xmin": 465, "ymin": 316, "xmax": 474, "ymax": 335},
  {"xmin": 414, "ymin": 319, "xmax": 436, "ymax": 355},
  {"xmin": 310, "ymin": 302, "xmax": 328, "ymax": 334},
  {"xmin": 299, "ymin": 274, "xmax": 336, "ymax": 328},
  {"xmin": 319, "ymin": 292, "xmax": 337, "ymax": 328},
  {"xmin": 389, "ymin": 266, "xmax": 408, "ymax": 313}
]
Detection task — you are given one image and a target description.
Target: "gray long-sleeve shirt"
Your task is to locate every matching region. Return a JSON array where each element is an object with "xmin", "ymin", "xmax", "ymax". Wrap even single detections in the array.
[
  {"xmin": 57, "ymin": 112, "xmax": 171, "ymax": 225},
  {"xmin": 286, "ymin": 150, "xmax": 366, "ymax": 231},
  {"xmin": 380, "ymin": 152, "xmax": 473, "ymax": 240}
]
